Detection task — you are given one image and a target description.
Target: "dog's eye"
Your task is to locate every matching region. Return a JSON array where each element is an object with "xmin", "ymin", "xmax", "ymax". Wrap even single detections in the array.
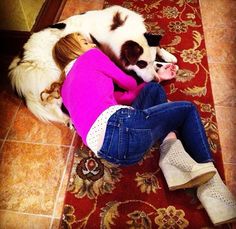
[{"xmin": 136, "ymin": 60, "xmax": 147, "ymax": 69}]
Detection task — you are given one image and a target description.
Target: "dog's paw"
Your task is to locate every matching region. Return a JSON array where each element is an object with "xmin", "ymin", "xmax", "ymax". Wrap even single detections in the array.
[{"xmin": 158, "ymin": 48, "xmax": 177, "ymax": 63}]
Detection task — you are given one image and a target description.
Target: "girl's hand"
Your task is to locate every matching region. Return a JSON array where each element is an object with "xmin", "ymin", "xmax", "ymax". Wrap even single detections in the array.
[{"xmin": 155, "ymin": 64, "xmax": 178, "ymax": 82}]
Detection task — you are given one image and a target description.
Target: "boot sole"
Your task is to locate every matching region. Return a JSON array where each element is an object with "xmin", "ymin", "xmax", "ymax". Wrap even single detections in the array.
[
  {"xmin": 160, "ymin": 162, "xmax": 216, "ymax": 191},
  {"xmin": 214, "ymin": 217, "xmax": 236, "ymax": 226},
  {"xmin": 170, "ymin": 171, "xmax": 216, "ymax": 191}
]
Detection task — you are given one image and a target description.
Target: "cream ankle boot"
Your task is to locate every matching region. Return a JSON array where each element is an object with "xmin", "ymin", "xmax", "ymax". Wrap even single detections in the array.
[
  {"xmin": 197, "ymin": 172, "xmax": 236, "ymax": 225},
  {"xmin": 159, "ymin": 139, "xmax": 216, "ymax": 190}
]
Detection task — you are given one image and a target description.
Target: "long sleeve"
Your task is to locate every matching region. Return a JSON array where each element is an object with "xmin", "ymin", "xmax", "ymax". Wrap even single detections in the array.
[
  {"xmin": 91, "ymin": 49, "xmax": 138, "ymax": 91},
  {"xmin": 114, "ymin": 82, "xmax": 146, "ymax": 105}
]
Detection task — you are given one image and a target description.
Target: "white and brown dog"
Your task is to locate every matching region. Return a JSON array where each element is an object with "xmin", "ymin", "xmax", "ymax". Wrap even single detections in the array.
[{"xmin": 8, "ymin": 5, "xmax": 177, "ymax": 125}]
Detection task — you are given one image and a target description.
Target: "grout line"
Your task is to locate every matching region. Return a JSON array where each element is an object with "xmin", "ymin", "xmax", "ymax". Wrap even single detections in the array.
[
  {"xmin": 49, "ymin": 131, "xmax": 76, "ymax": 229},
  {"xmin": 207, "ymin": 62, "xmax": 236, "ymax": 66},
  {"xmin": 201, "ymin": 25, "xmax": 236, "ymax": 29},
  {"xmin": 215, "ymin": 105, "xmax": 236, "ymax": 109},
  {"xmin": 223, "ymin": 162, "xmax": 236, "ymax": 166},
  {"xmin": 0, "ymin": 209, "xmax": 52, "ymax": 218},
  {"xmin": 207, "ymin": 61, "xmax": 236, "ymax": 65},
  {"xmin": 3, "ymin": 138, "xmax": 73, "ymax": 148}
]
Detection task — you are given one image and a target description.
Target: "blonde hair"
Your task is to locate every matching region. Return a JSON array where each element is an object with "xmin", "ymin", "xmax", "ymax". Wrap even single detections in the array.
[
  {"xmin": 40, "ymin": 33, "xmax": 86, "ymax": 103},
  {"xmin": 53, "ymin": 33, "xmax": 86, "ymax": 70}
]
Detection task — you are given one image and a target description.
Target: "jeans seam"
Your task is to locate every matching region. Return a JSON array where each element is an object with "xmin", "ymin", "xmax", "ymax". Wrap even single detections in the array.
[
  {"xmin": 192, "ymin": 109, "xmax": 212, "ymax": 160},
  {"xmin": 106, "ymin": 124, "xmax": 115, "ymax": 155},
  {"xmin": 145, "ymin": 103, "xmax": 193, "ymax": 118}
]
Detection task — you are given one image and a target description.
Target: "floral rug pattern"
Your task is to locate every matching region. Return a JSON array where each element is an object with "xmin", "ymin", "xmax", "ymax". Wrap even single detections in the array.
[{"xmin": 60, "ymin": 0, "xmax": 228, "ymax": 228}]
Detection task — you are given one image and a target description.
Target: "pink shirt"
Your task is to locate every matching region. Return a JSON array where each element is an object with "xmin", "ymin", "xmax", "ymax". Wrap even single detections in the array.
[{"xmin": 61, "ymin": 48, "xmax": 145, "ymax": 145}]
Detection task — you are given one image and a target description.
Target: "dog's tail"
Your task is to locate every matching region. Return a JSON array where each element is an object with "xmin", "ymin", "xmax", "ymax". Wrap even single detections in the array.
[
  {"xmin": 8, "ymin": 56, "xmax": 69, "ymax": 124},
  {"xmin": 8, "ymin": 56, "xmax": 58, "ymax": 96},
  {"xmin": 8, "ymin": 56, "xmax": 25, "ymax": 97},
  {"xmin": 26, "ymin": 96, "xmax": 69, "ymax": 124}
]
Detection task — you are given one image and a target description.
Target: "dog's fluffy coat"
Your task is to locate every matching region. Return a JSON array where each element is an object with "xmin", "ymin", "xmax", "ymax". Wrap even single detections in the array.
[{"xmin": 8, "ymin": 6, "xmax": 176, "ymax": 125}]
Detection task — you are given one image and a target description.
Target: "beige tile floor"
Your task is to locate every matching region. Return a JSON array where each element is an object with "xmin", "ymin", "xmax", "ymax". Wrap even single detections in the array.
[
  {"xmin": 200, "ymin": 0, "xmax": 236, "ymax": 198},
  {"xmin": 0, "ymin": 0, "xmax": 235, "ymax": 228}
]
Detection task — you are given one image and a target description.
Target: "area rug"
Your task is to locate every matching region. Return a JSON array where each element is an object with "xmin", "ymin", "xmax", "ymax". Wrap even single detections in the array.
[{"xmin": 60, "ymin": 0, "xmax": 227, "ymax": 228}]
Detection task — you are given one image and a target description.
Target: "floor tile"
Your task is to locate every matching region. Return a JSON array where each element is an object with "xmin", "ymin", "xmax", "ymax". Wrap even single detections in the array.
[
  {"xmin": 0, "ymin": 141, "xmax": 70, "ymax": 215},
  {"xmin": 0, "ymin": 88, "xmax": 21, "ymax": 140},
  {"xmin": 208, "ymin": 63, "xmax": 236, "ymax": 107},
  {"xmin": 204, "ymin": 27, "xmax": 236, "ymax": 64},
  {"xmin": 51, "ymin": 218, "xmax": 61, "ymax": 229},
  {"xmin": 214, "ymin": 106, "xmax": 236, "ymax": 164},
  {"xmin": 200, "ymin": 0, "xmax": 236, "ymax": 28},
  {"xmin": 0, "ymin": 140, "xmax": 4, "ymax": 150},
  {"xmin": 52, "ymin": 149, "xmax": 74, "ymax": 218},
  {"xmin": 7, "ymin": 104, "xmax": 74, "ymax": 146},
  {"xmin": 200, "ymin": 0, "xmax": 236, "ymax": 213},
  {"xmin": 72, "ymin": 133, "xmax": 83, "ymax": 148},
  {"xmin": 60, "ymin": 0, "xmax": 104, "ymax": 20},
  {"xmin": 224, "ymin": 163, "xmax": 236, "ymax": 197},
  {"xmin": 0, "ymin": 210, "xmax": 51, "ymax": 229}
]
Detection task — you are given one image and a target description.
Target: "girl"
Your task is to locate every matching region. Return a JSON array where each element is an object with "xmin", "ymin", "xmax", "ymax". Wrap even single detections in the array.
[{"xmin": 44, "ymin": 33, "xmax": 236, "ymax": 226}]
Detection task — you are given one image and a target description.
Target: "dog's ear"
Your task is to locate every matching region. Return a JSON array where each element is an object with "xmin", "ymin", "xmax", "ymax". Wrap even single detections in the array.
[
  {"xmin": 121, "ymin": 41, "xmax": 143, "ymax": 66},
  {"xmin": 48, "ymin": 23, "xmax": 66, "ymax": 30},
  {"xmin": 90, "ymin": 34, "xmax": 101, "ymax": 47},
  {"xmin": 144, "ymin": 33, "xmax": 162, "ymax": 46}
]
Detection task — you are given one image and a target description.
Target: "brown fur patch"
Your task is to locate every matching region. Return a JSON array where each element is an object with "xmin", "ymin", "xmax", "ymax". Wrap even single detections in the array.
[
  {"xmin": 120, "ymin": 40, "xmax": 143, "ymax": 66},
  {"xmin": 98, "ymin": 43, "xmax": 122, "ymax": 68},
  {"xmin": 98, "ymin": 42, "xmax": 143, "ymax": 86},
  {"xmin": 110, "ymin": 12, "xmax": 128, "ymax": 31}
]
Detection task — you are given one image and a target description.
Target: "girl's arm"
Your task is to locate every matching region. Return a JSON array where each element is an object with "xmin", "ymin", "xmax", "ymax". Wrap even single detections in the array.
[
  {"xmin": 114, "ymin": 83, "xmax": 146, "ymax": 105},
  {"xmin": 91, "ymin": 49, "xmax": 138, "ymax": 91}
]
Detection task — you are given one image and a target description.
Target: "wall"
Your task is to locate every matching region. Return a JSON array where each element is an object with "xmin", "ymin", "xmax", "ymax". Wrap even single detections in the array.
[{"xmin": 0, "ymin": 0, "xmax": 45, "ymax": 31}]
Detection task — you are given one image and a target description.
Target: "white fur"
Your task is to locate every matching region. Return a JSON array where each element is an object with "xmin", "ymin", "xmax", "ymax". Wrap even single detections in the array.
[
  {"xmin": 61, "ymin": 6, "xmax": 158, "ymax": 81},
  {"xmin": 8, "ymin": 6, "xmax": 175, "ymax": 124},
  {"xmin": 8, "ymin": 29, "xmax": 66, "ymax": 123},
  {"xmin": 157, "ymin": 47, "xmax": 177, "ymax": 63}
]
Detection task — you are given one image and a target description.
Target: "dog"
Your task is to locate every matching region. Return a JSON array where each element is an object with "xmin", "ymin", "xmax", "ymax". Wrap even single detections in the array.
[{"xmin": 8, "ymin": 5, "xmax": 177, "ymax": 125}]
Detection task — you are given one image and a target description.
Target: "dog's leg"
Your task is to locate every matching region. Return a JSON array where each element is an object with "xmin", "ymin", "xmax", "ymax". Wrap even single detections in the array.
[
  {"xmin": 156, "ymin": 47, "xmax": 177, "ymax": 63},
  {"xmin": 26, "ymin": 97, "xmax": 73, "ymax": 127},
  {"xmin": 45, "ymin": 102, "xmax": 74, "ymax": 129}
]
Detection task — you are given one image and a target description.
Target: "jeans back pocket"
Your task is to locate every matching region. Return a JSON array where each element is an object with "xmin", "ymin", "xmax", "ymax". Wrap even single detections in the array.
[{"xmin": 127, "ymin": 128, "xmax": 153, "ymax": 160}]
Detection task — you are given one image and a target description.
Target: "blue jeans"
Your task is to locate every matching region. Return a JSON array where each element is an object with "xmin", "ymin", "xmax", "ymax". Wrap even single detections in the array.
[{"xmin": 98, "ymin": 82, "xmax": 213, "ymax": 165}]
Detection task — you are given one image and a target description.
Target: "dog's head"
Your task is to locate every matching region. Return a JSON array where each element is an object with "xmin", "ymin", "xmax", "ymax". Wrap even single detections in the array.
[{"xmin": 120, "ymin": 33, "xmax": 162, "ymax": 82}]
